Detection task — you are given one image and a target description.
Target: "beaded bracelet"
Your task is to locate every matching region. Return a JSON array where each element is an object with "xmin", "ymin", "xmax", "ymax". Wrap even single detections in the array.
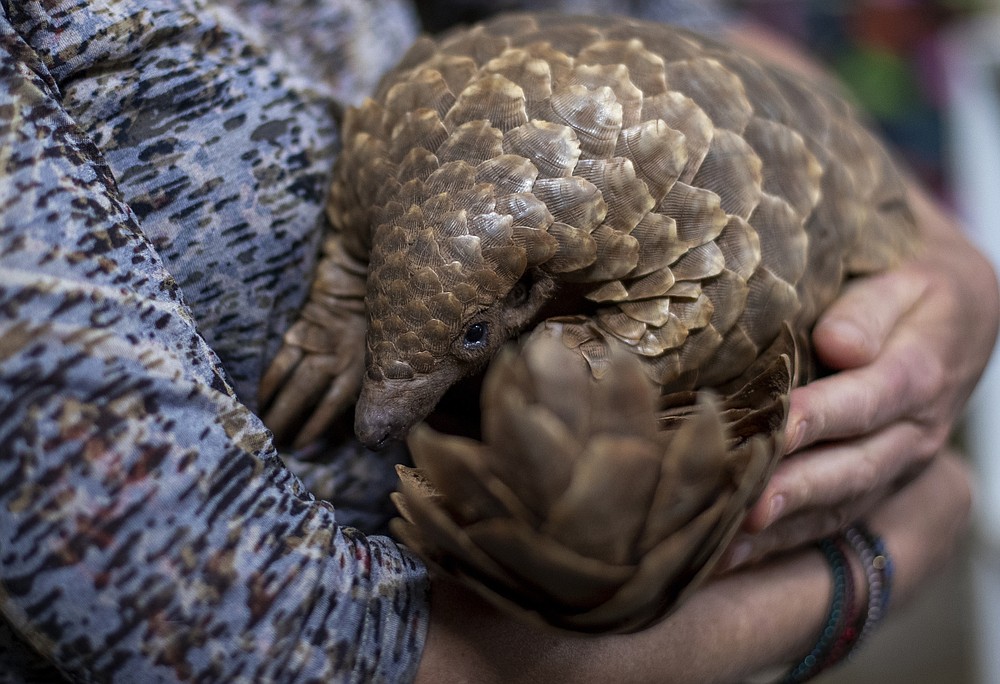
[
  {"xmin": 821, "ymin": 524, "xmax": 894, "ymax": 670},
  {"xmin": 780, "ymin": 538, "xmax": 854, "ymax": 683},
  {"xmin": 818, "ymin": 535, "xmax": 866, "ymax": 669},
  {"xmin": 781, "ymin": 523, "xmax": 894, "ymax": 683},
  {"xmin": 843, "ymin": 523, "xmax": 893, "ymax": 651}
]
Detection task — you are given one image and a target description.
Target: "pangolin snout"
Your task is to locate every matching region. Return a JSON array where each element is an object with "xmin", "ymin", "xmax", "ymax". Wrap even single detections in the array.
[
  {"xmin": 355, "ymin": 374, "xmax": 454, "ymax": 450},
  {"xmin": 354, "ymin": 408, "xmax": 405, "ymax": 451}
]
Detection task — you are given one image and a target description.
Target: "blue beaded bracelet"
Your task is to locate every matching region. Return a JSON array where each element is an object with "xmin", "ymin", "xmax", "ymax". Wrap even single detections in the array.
[
  {"xmin": 782, "ymin": 524, "xmax": 894, "ymax": 683},
  {"xmin": 780, "ymin": 538, "xmax": 853, "ymax": 684},
  {"xmin": 844, "ymin": 523, "xmax": 893, "ymax": 653}
]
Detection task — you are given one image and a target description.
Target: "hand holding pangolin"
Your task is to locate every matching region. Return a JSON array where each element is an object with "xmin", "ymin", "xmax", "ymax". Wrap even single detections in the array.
[{"xmin": 259, "ymin": 12, "xmax": 917, "ymax": 632}]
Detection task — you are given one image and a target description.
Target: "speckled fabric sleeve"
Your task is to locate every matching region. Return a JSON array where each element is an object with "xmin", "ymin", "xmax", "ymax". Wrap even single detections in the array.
[{"xmin": 0, "ymin": 1, "xmax": 429, "ymax": 682}]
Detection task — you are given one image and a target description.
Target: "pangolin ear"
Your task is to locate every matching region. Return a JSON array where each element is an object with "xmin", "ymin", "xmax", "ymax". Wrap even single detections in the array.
[{"xmin": 501, "ymin": 270, "xmax": 556, "ymax": 330}]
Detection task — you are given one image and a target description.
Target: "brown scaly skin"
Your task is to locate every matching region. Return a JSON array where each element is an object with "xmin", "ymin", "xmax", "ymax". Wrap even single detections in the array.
[{"xmin": 259, "ymin": 12, "xmax": 918, "ymax": 631}]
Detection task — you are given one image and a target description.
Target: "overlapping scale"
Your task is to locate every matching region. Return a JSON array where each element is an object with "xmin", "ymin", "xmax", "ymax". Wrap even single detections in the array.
[
  {"xmin": 640, "ymin": 91, "xmax": 714, "ymax": 184},
  {"xmin": 596, "ymin": 308, "xmax": 648, "ymax": 342},
  {"xmin": 585, "ymin": 280, "xmax": 630, "ymax": 303},
  {"xmin": 549, "ymin": 84, "xmax": 624, "ymax": 160},
  {"xmin": 622, "ymin": 267, "xmax": 676, "ymax": 301},
  {"xmin": 444, "ymin": 74, "xmax": 529, "ymax": 133},
  {"xmin": 578, "ymin": 38, "xmax": 669, "ymax": 96},
  {"xmin": 435, "ymin": 120, "xmax": 504, "ymax": 165},
  {"xmin": 567, "ymin": 224, "xmax": 640, "ymax": 282},
  {"xmin": 715, "ymin": 216, "xmax": 761, "ymax": 280},
  {"xmin": 574, "ymin": 158, "xmax": 656, "ymax": 233},
  {"xmin": 423, "ymin": 53, "xmax": 479, "ymax": 95},
  {"xmin": 396, "ymin": 147, "xmax": 440, "ymax": 184},
  {"xmin": 516, "ymin": 41, "xmax": 576, "ymax": 85},
  {"xmin": 614, "ymin": 119, "xmax": 687, "ymax": 203},
  {"xmin": 483, "ymin": 49, "xmax": 554, "ymax": 103},
  {"xmin": 750, "ymin": 194, "xmax": 809, "ymax": 285},
  {"xmin": 389, "ymin": 109, "xmax": 449, "ymax": 163},
  {"xmin": 658, "ymin": 182, "xmax": 728, "ymax": 248},
  {"xmin": 568, "ymin": 63, "xmax": 644, "ymax": 128},
  {"xmin": 691, "ymin": 128, "xmax": 763, "ymax": 219},
  {"xmin": 544, "ymin": 222, "xmax": 598, "ymax": 273},
  {"xmin": 637, "ymin": 313, "xmax": 688, "ymax": 356},
  {"xmin": 384, "ymin": 69, "xmax": 456, "ymax": 124},
  {"xmin": 736, "ymin": 267, "xmax": 801, "ymax": 349},
  {"xmin": 670, "ymin": 241, "xmax": 725, "ymax": 281},
  {"xmin": 604, "ymin": 20, "xmax": 703, "ymax": 62},
  {"xmin": 450, "ymin": 185, "xmax": 496, "ymax": 215},
  {"xmin": 439, "ymin": 25, "xmax": 510, "ymax": 64},
  {"xmin": 628, "ymin": 213, "xmax": 686, "ymax": 276},
  {"xmin": 619, "ymin": 298, "xmax": 673, "ymax": 327},
  {"xmin": 532, "ymin": 176, "xmax": 607, "ymax": 231},
  {"xmin": 743, "ymin": 117, "xmax": 822, "ymax": 216},
  {"xmin": 503, "ymin": 120, "xmax": 582, "ymax": 178},
  {"xmin": 663, "ymin": 56, "xmax": 754, "ymax": 133},
  {"xmin": 702, "ymin": 269, "xmax": 750, "ymax": 334},
  {"xmin": 509, "ymin": 21, "xmax": 603, "ymax": 56},
  {"xmin": 495, "ymin": 192, "xmax": 553, "ymax": 230}
]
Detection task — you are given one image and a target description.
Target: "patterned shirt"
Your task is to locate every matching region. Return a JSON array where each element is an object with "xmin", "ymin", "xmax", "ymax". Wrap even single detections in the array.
[{"xmin": 1, "ymin": 1, "xmax": 426, "ymax": 681}]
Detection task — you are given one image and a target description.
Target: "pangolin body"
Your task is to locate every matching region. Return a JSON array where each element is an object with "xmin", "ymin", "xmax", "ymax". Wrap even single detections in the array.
[{"xmin": 260, "ymin": 12, "xmax": 918, "ymax": 632}]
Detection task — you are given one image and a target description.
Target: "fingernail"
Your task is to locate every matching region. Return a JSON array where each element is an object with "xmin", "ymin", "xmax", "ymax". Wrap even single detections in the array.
[
  {"xmin": 786, "ymin": 420, "xmax": 806, "ymax": 452},
  {"xmin": 765, "ymin": 494, "xmax": 786, "ymax": 527},
  {"xmin": 725, "ymin": 540, "xmax": 752, "ymax": 570}
]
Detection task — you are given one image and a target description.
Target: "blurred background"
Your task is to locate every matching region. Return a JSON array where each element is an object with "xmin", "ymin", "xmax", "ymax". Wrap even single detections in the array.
[{"xmin": 729, "ymin": 2, "xmax": 1000, "ymax": 682}]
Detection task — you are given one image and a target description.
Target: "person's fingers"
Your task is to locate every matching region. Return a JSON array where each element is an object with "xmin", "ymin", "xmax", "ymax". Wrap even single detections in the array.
[
  {"xmin": 785, "ymin": 272, "xmax": 952, "ymax": 453},
  {"xmin": 722, "ymin": 451, "xmax": 972, "ymax": 582},
  {"xmin": 783, "ymin": 317, "xmax": 948, "ymax": 454},
  {"xmin": 811, "ymin": 267, "xmax": 926, "ymax": 371},
  {"xmin": 747, "ymin": 420, "xmax": 935, "ymax": 531},
  {"xmin": 721, "ymin": 486, "xmax": 886, "ymax": 570}
]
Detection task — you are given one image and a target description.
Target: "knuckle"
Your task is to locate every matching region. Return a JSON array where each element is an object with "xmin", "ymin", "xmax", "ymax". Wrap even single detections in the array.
[
  {"xmin": 852, "ymin": 449, "xmax": 882, "ymax": 492},
  {"xmin": 852, "ymin": 382, "xmax": 882, "ymax": 434},
  {"xmin": 911, "ymin": 347, "xmax": 946, "ymax": 403}
]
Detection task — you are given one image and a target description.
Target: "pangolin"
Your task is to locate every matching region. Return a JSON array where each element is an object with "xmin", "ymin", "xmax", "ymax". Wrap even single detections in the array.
[{"xmin": 259, "ymin": 12, "xmax": 918, "ymax": 632}]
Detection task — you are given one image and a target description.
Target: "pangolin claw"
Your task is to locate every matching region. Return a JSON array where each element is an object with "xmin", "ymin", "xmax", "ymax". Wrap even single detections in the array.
[{"xmin": 259, "ymin": 313, "xmax": 365, "ymax": 448}]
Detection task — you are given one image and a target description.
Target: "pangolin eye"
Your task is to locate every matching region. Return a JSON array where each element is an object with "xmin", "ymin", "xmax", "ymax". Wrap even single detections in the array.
[{"xmin": 463, "ymin": 322, "xmax": 489, "ymax": 349}]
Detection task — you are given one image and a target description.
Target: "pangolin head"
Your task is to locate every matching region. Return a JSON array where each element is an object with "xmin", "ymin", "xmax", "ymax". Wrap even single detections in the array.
[{"xmin": 354, "ymin": 207, "xmax": 557, "ymax": 449}]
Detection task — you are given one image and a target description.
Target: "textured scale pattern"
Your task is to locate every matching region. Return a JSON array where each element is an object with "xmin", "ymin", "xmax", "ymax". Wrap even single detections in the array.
[
  {"xmin": 260, "ymin": 12, "xmax": 918, "ymax": 632},
  {"xmin": 324, "ymin": 12, "xmax": 912, "ymax": 413}
]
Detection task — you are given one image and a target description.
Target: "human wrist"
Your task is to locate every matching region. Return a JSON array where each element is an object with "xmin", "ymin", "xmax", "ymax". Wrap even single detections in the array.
[{"xmin": 778, "ymin": 523, "xmax": 894, "ymax": 683}]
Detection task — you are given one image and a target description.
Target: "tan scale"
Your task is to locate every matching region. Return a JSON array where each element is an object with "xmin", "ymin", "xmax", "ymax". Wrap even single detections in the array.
[{"xmin": 259, "ymin": 12, "xmax": 918, "ymax": 632}]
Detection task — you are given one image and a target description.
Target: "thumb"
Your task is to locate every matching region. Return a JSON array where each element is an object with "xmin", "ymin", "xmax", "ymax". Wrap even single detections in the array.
[{"xmin": 812, "ymin": 267, "xmax": 925, "ymax": 371}]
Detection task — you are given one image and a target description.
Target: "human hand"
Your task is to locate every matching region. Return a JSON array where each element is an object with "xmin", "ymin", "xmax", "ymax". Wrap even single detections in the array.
[{"xmin": 723, "ymin": 183, "xmax": 998, "ymax": 568}]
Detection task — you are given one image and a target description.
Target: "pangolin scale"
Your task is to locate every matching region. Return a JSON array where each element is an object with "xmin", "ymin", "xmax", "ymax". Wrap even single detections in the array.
[{"xmin": 260, "ymin": 12, "xmax": 918, "ymax": 632}]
